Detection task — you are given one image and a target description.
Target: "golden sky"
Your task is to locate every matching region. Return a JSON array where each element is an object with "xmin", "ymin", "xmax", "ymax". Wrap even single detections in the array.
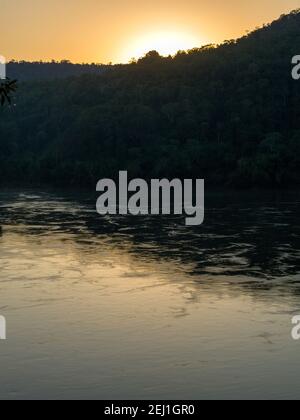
[{"xmin": 1, "ymin": 0, "xmax": 299, "ymax": 63}]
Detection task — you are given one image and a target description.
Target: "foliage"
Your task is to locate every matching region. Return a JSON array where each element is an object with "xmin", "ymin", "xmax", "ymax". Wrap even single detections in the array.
[
  {"xmin": 0, "ymin": 79, "xmax": 17, "ymax": 105},
  {"xmin": 7, "ymin": 60, "xmax": 107, "ymax": 82},
  {"xmin": 1, "ymin": 10, "xmax": 300, "ymax": 187}
]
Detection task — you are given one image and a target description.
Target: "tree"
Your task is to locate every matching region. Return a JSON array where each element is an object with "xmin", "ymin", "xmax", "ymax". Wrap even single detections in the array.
[
  {"xmin": 1, "ymin": 10, "xmax": 300, "ymax": 186},
  {"xmin": 0, "ymin": 79, "xmax": 17, "ymax": 105},
  {"xmin": 138, "ymin": 50, "xmax": 162, "ymax": 64}
]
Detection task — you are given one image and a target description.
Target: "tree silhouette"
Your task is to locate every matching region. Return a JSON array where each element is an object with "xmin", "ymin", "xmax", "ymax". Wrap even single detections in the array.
[
  {"xmin": 0, "ymin": 78, "xmax": 17, "ymax": 105},
  {"xmin": 1, "ymin": 10, "xmax": 300, "ymax": 186}
]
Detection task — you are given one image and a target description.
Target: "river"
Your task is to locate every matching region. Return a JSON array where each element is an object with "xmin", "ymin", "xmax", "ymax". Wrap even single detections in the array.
[{"xmin": 0, "ymin": 189, "xmax": 299, "ymax": 399}]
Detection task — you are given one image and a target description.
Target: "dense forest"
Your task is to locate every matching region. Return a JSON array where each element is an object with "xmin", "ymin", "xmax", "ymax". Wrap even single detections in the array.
[
  {"xmin": 1, "ymin": 10, "xmax": 300, "ymax": 187},
  {"xmin": 6, "ymin": 61, "xmax": 107, "ymax": 81}
]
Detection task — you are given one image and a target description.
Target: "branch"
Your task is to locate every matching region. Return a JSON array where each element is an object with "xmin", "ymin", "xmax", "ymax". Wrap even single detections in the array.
[{"xmin": 0, "ymin": 78, "xmax": 18, "ymax": 106}]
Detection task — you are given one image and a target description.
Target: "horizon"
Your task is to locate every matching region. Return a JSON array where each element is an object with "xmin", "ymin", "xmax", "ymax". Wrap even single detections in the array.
[{"xmin": 1, "ymin": 1, "xmax": 300, "ymax": 64}]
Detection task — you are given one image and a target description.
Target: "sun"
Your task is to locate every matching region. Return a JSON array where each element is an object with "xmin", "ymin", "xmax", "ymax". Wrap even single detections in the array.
[{"xmin": 123, "ymin": 31, "xmax": 200, "ymax": 62}]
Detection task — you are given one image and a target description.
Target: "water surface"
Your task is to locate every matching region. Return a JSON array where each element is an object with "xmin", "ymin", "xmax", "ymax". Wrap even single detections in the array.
[{"xmin": 0, "ymin": 189, "xmax": 299, "ymax": 400}]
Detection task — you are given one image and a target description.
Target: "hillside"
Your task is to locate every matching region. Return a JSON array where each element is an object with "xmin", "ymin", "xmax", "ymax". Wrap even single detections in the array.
[
  {"xmin": 1, "ymin": 10, "xmax": 300, "ymax": 187},
  {"xmin": 6, "ymin": 61, "xmax": 108, "ymax": 81}
]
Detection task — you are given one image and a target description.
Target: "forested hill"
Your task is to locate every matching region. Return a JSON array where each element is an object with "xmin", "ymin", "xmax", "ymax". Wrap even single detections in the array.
[
  {"xmin": 1, "ymin": 10, "xmax": 300, "ymax": 187},
  {"xmin": 7, "ymin": 61, "xmax": 108, "ymax": 81}
]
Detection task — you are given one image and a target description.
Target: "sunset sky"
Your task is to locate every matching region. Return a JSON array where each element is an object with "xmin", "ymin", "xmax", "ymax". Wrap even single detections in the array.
[{"xmin": 1, "ymin": 0, "xmax": 299, "ymax": 63}]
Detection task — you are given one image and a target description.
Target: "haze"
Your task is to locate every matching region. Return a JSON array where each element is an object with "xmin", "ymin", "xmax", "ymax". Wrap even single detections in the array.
[{"xmin": 1, "ymin": 0, "xmax": 299, "ymax": 63}]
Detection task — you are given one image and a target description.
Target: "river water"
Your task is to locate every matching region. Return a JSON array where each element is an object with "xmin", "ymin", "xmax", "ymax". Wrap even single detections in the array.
[{"xmin": 0, "ymin": 189, "xmax": 299, "ymax": 399}]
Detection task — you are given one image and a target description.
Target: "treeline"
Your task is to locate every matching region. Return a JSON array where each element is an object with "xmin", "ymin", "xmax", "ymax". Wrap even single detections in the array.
[
  {"xmin": 1, "ymin": 10, "xmax": 300, "ymax": 187},
  {"xmin": 7, "ymin": 60, "xmax": 108, "ymax": 81}
]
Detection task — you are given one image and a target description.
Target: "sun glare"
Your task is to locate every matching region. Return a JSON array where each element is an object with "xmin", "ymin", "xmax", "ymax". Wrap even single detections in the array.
[{"xmin": 123, "ymin": 31, "xmax": 200, "ymax": 62}]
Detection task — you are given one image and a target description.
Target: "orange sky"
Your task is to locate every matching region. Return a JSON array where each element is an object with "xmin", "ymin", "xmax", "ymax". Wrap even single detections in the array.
[{"xmin": 1, "ymin": 0, "xmax": 299, "ymax": 63}]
